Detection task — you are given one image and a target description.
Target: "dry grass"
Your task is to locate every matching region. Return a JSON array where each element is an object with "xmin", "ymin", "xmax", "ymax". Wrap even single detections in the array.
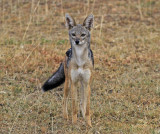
[{"xmin": 0, "ymin": 0, "xmax": 160, "ymax": 133}]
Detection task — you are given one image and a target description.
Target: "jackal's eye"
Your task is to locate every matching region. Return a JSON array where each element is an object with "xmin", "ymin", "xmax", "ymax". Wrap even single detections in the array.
[
  {"xmin": 72, "ymin": 33, "xmax": 76, "ymax": 37},
  {"xmin": 81, "ymin": 34, "xmax": 86, "ymax": 37}
]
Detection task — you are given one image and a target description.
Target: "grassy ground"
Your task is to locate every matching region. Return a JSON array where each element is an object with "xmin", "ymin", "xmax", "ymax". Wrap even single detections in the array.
[{"xmin": 0, "ymin": 0, "xmax": 160, "ymax": 133}]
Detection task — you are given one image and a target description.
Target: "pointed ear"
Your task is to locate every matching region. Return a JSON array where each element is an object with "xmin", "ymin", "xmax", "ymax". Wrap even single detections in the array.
[
  {"xmin": 83, "ymin": 14, "xmax": 94, "ymax": 31},
  {"xmin": 65, "ymin": 13, "xmax": 76, "ymax": 29}
]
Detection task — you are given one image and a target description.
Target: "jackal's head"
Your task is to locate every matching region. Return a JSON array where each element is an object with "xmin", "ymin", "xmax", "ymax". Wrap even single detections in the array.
[{"xmin": 65, "ymin": 14, "xmax": 94, "ymax": 46}]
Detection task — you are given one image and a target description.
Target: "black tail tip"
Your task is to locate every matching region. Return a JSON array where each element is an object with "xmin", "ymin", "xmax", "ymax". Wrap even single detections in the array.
[
  {"xmin": 41, "ymin": 87, "xmax": 46, "ymax": 92},
  {"xmin": 41, "ymin": 84, "xmax": 49, "ymax": 92},
  {"xmin": 41, "ymin": 63, "xmax": 65, "ymax": 92}
]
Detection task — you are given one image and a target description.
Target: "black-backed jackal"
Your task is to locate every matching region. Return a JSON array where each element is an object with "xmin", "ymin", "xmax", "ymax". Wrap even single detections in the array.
[{"xmin": 42, "ymin": 14, "xmax": 94, "ymax": 127}]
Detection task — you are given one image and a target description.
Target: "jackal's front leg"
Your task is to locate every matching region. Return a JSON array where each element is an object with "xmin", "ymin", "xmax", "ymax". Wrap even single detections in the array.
[
  {"xmin": 85, "ymin": 84, "xmax": 91, "ymax": 127},
  {"xmin": 80, "ymin": 82, "xmax": 85, "ymax": 118},
  {"xmin": 71, "ymin": 81, "xmax": 78, "ymax": 124},
  {"xmin": 81, "ymin": 83, "xmax": 92, "ymax": 127}
]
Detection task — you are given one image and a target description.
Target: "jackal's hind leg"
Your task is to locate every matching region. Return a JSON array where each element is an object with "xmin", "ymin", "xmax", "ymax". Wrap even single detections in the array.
[
  {"xmin": 85, "ymin": 84, "xmax": 91, "ymax": 127},
  {"xmin": 63, "ymin": 78, "xmax": 70, "ymax": 120}
]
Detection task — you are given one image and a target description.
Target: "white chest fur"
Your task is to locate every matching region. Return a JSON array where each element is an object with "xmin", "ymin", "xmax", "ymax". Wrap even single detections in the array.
[
  {"xmin": 72, "ymin": 44, "xmax": 88, "ymax": 67},
  {"xmin": 71, "ymin": 68, "xmax": 91, "ymax": 83},
  {"xmin": 71, "ymin": 44, "xmax": 91, "ymax": 83}
]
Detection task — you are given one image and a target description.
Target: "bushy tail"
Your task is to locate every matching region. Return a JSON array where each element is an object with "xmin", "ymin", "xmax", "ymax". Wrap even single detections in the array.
[{"xmin": 42, "ymin": 63, "xmax": 65, "ymax": 92}]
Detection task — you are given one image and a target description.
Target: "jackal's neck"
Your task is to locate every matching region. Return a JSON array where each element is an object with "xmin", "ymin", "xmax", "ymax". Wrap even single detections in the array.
[{"xmin": 72, "ymin": 44, "xmax": 90, "ymax": 67}]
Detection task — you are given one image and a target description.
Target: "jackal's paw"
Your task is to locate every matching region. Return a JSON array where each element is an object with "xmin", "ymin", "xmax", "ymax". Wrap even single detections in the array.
[
  {"xmin": 72, "ymin": 115, "xmax": 77, "ymax": 124},
  {"xmin": 86, "ymin": 117, "xmax": 92, "ymax": 127},
  {"xmin": 80, "ymin": 105, "xmax": 86, "ymax": 118},
  {"xmin": 63, "ymin": 113, "xmax": 68, "ymax": 120},
  {"xmin": 87, "ymin": 120, "xmax": 92, "ymax": 127}
]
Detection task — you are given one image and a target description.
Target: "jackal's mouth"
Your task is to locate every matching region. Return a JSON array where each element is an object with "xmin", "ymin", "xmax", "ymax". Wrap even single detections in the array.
[{"xmin": 75, "ymin": 40, "xmax": 86, "ymax": 46}]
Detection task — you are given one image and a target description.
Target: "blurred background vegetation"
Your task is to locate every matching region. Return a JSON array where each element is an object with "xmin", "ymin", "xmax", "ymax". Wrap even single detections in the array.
[{"xmin": 0, "ymin": 0, "xmax": 160, "ymax": 133}]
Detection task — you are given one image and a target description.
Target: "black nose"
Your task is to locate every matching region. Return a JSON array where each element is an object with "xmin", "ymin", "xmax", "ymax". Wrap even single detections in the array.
[{"xmin": 75, "ymin": 40, "xmax": 79, "ymax": 45}]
